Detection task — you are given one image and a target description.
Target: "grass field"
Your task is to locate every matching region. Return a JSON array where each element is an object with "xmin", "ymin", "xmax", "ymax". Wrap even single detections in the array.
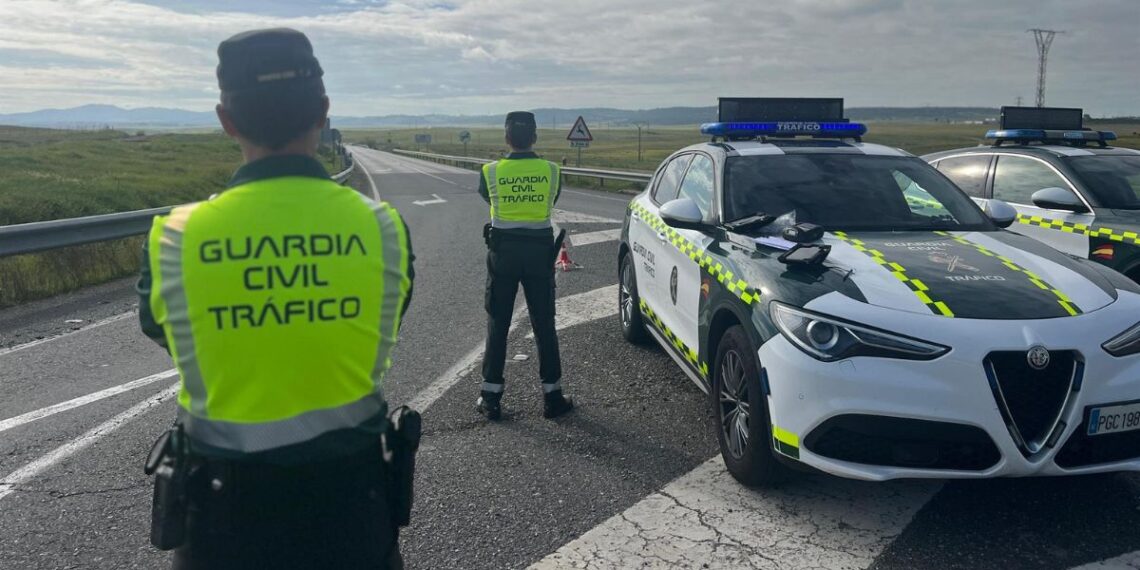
[{"xmin": 0, "ymin": 126, "xmax": 345, "ymax": 307}]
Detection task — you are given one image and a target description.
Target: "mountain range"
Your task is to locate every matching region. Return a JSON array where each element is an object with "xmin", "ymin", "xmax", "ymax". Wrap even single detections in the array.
[{"xmin": 0, "ymin": 104, "xmax": 1009, "ymax": 129}]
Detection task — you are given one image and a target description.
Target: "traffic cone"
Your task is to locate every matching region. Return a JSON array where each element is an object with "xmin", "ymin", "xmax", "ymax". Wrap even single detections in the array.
[{"xmin": 555, "ymin": 239, "xmax": 580, "ymax": 272}]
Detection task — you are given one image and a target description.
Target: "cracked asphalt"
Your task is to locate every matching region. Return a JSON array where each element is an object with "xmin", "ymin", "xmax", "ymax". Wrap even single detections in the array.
[{"xmin": 1, "ymin": 150, "xmax": 1139, "ymax": 569}]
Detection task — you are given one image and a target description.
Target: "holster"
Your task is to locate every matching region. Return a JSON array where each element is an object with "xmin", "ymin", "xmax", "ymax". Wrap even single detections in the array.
[
  {"xmin": 144, "ymin": 424, "xmax": 192, "ymax": 551},
  {"xmin": 483, "ymin": 223, "xmax": 493, "ymax": 248},
  {"xmin": 383, "ymin": 406, "xmax": 422, "ymax": 528}
]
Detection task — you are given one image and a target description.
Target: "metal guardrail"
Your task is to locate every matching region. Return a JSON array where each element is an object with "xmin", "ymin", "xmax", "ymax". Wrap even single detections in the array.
[
  {"xmin": 389, "ymin": 149, "xmax": 654, "ymax": 184},
  {"xmin": 0, "ymin": 161, "xmax": 356, "ymax": 258}
]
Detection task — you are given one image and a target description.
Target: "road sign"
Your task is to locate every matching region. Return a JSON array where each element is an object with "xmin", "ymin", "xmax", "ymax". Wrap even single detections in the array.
[
  {"xmin": 567, "ymin": 116, "xmax": 593, "ymax": 142},
  {"xmin": 458, "ymin": 130, "xmax": 471, "ymax": 143},
  {"xmin": 570, "ymin": 140, "xmax": 590, "ymax": 148},
  {"xmin": 414, "ymin": 133, "xmax": 432, "ymax": 144}
]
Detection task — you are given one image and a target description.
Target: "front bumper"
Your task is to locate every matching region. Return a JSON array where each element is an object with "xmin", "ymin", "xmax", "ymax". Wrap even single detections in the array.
[{"xmin": 758, "ymin": 291, "xmax": 1140, "ymax": 481}]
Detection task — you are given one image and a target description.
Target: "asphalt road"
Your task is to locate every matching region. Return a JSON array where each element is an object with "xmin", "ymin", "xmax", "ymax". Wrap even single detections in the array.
[{"xmin": 0, "ymin": 149, "xmax": 1138, "ymax": 569}]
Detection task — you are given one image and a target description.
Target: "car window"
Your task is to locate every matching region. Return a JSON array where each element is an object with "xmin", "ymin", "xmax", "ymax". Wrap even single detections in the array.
[
  {"xmin": 935, "ymin": 155, "xmax": 991, "ymax": 197},
  {"xmin": 992, "ymin": 155, "xmax": 1071, "ymax": 205},
  {"xmin": 652, "ymin": 155, "xmax": 691, "ymax": 204},
  {"xmin": 676, "ymin": 154, "xmax": 714, "ymax": 218},
  {"xmin": 723, "ymin": 154, "xmax": 991, "ymax": 231},
  {"xmin": 1065, "ymin": 155, "xmax": 1140, "ymax": 209}
]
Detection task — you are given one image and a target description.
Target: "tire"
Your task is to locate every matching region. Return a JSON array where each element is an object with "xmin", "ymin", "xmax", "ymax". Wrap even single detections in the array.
[
  {"xmin": 619, "ymin": 252, "xmax": 650, "ymax": 344},
  {"xmin": 712, "ymin": 325, "xmax": 790, "ymax": 487}
]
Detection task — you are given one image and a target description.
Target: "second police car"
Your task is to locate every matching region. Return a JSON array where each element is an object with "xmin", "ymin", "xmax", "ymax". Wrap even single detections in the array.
[
  {"xmin": 618, "ymin": 98, "xmax": 1140, "ymax": 487},
  {"xmin": 924, "ymin": 106, "xmax": 1140, "ymax": 281}
]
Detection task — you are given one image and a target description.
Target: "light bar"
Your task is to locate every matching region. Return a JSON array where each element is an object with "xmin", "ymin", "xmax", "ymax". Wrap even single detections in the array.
[
  {"xmin": 985, "ymin": 129, "xmax": 1117, "ymax": 143},
  {"xmin": 1001, "ymin": 106, "xmax": 1084, "ymax": 130},
  {"xmin": 701, "ymin": 121, "xmax": 867, "ymax": 138}
]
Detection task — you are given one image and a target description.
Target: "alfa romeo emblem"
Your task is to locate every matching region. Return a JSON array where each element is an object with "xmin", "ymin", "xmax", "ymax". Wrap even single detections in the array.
[{"xmin": 1027, "ymin": 346, "xmax": 1050, "ymax": 370}]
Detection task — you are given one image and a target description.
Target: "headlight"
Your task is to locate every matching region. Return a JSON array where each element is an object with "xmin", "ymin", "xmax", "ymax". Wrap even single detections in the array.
[
  {"xmin": 1103, "ymin": 322, "xmax": 1140, "ymax": 357},
  {"xmin": 770, "ymin": 302, "xmax": 949, "ymax": 362}
]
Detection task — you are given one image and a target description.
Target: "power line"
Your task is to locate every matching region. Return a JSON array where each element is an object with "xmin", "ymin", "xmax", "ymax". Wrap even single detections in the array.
[{"xmin": 1028, "ymin": 28, "xmax": 1065, "ymax": 107}]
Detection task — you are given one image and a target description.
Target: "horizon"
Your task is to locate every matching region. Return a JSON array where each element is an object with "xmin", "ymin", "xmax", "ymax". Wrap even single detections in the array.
[{"xmin": 0, "ymin": 1, "xmax": 1138, "ymax": 117}]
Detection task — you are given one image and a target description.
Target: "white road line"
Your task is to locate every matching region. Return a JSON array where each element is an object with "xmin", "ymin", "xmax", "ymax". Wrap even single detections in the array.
[
  {"xmin": 413, "ymin": 193, "xmax": 448, "ymax": 206},
  {"xmin": 563, "ymin": 188, "xmax": 636, "ymax": 203},
  {"xmin": 527, "ymin": 285, "xmax": 617, "ymax": 339},
  {"xmin": 362, "ymin": 148, "xmax": 462, "ymax": 186},
  {"xmin": 352, "ymin": 151, "xmax": 382, "ymax": 201},
  {"xmin": 0, "ymin": 311, "xmax": 135, "ymax": 358},
  {"xmin": 1070, "ymin": 551, "xmax": 1140, "ymax": 569},
  {"xmin": 0, "ymin": 383, "xmax": 178, "ymax": 502},
  {"xmin": 408, "ymin": 284, "xmax": 617, "ymax": 412},
  {"xmin": 569, "ymin": 229, "xmax": 622, "ymax": 247},
  {"xmin": 530, "ymin": 457, "xmax": 941, "ymax": 570},
  {"xmin": 0, "ymin": 369, "xmax": 177, "ymax": 435},
  {"xmin": 552, "ymin": 209, "xmax": 621, "ymax": 225}
]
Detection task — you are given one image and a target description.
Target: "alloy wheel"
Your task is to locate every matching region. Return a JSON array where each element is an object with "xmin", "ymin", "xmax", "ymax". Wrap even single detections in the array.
[{"xmin": 719, "ymin": 349, "xmax": 751, "ymax": 460}]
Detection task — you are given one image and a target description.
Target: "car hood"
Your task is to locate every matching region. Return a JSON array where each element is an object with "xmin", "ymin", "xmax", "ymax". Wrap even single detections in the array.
[{"xmin": 820, "ymin": 230, "xmax": 1118, "ymax": 319}]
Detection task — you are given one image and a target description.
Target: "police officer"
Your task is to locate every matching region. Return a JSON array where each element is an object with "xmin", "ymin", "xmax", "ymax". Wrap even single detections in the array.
[
  {"xmin": 137, "ymin": 28, "xmax": 413, "ymax": 569},
  {"xmin": 476, "ymin": 111, "xmax": 574, "ymax": 420}
]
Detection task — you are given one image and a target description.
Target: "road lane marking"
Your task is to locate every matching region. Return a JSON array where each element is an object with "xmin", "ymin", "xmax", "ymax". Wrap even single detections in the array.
[
  {"xmin": 413, "ymin": 193, "xmax": 448, "ymax": 206},
  {"xmin": 1070, "ymin": 551, "xmax": 1140, "ymax": 569},
  {"xmin": 352, "ymin": 151, "xmax": 383, "ymax": 200},
  {"xmin": 0, "ymin": 369, "xmax": 177, "ymax": 435},
  {"xmin": 360, "ymin": 148, "xmax": 462, "ymax": 186},
  {"xmin": 0, "ymin": 383, "xmax": 178, "ymax": 502},
  {"xmin": 570, "ymin": 229, "xmax": 622, "ymax": 247},
  {"xmin": 408, "ymin": 284, "xmax": 617, "ymax": 412},
  {"xmin": 552, "ymin": 209, "xmax": 621, "ymax": 225},
  {"xmin": 530, "ymin": 457, "xmax": 942, "ymax": 570},
  {"xmin": 527, "ymin": 285, "xmax": 617, "ymax": 339},
  {"xmin": 0, "ymin": 312, "xmax": 135, "ymax": 358}
]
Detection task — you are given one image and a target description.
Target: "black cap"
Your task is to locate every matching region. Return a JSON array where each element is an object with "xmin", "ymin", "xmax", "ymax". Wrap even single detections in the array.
[
  {"xmin": 216, "ymin": 28, "xmax": 324, "ymax": 93},
  {"xmin": 505, "ymin": 111, "xmax": 536, "ymax": 128}
]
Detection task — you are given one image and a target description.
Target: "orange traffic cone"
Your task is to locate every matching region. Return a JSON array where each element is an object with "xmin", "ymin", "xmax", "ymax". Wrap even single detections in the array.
[{"xmin": 555, "ymin": 239, "xmax": 580, "ymax": 272}]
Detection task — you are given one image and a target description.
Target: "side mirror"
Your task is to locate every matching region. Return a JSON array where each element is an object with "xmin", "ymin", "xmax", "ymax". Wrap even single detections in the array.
[
  {"xmin": 983, "ymin": 199, "xmax": 1019, "ymax": 228},
  {"xmin": 1031, "ymin": 187, "xmax": 1087, "ymax": 213},
  {"xmin": 660, "ymin": 198, "xmax": 707, "ymax": 230}
]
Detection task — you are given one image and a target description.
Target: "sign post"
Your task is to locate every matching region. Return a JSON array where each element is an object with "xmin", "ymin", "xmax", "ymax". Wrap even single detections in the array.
[
  {"xmin": 458, "ymin": 130, "xmax": 471, "ymax": 156},
  {"xmin": 566, "ymin": 115, "xmax": 593, "ymax": 167}
]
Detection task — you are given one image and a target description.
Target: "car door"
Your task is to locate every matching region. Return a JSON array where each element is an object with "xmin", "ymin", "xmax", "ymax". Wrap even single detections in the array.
[
  {"xmin": 655, "ymin": 153, "xmax": 716, "ymax": 355},
  {"xmin": 990, "ymin": 154, "xmax": 1095, "ymax": 258},
  {"xmin": 630, "ymin": 154, "xmax": 691, "ymax": 312}
]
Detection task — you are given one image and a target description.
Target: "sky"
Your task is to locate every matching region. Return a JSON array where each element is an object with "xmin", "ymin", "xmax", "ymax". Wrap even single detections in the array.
[{"xmin": 0, "ymin": 0, "xmax": 1137, "ymax": 117}]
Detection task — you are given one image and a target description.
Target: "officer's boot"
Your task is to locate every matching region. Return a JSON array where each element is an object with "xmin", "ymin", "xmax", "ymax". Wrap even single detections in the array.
[
  {"xmin": 476, "ymin": 391, "xmax": 502, "ymax": 421},
  {"xmin": 542, "ymin": 391, "xmax": 574, "ymax": 419}
]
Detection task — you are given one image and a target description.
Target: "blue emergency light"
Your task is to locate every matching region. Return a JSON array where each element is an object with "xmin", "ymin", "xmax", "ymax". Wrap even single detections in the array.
[
  {"xmin": 985, "ymin": 129, "xmax": 1117, "ymax": 145},
  {"xmin": 700, "ymin": 121, "xmax": 868, "ymax": 139}
]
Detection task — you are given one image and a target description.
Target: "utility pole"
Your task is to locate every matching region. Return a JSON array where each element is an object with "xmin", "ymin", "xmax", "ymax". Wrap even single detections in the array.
[
  {"xmin": 1015, "ymin": 95, "xmax": 1023, "ymax": 107},
  {"xmin": 636, "ymin": 124, "xmax": 643, "ymax": 162},
  {"xmin": 1028, "ymin": 29, "xmax": 1064, "ymax": 107}
]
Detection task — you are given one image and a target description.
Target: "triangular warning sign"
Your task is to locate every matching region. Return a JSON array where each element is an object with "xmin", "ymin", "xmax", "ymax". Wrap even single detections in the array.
[{"xmin": 566, "ymin": 116, "xmax": 593, "ymax": 142}]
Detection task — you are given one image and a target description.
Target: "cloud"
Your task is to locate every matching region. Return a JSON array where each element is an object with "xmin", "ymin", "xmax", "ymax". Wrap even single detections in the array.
[{"xmin": 0, "ymin": 0, "xmax": 1136, "ymax": 116}]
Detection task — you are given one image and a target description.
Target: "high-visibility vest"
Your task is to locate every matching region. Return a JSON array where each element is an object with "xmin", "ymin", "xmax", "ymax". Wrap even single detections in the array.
[
  {"xmin": 146, "ymin": 176, "xmax": 412, "ymax": 454},
  {"xmin": 483, "ymin": 158, "xmax": 560, "ymax": 229}
]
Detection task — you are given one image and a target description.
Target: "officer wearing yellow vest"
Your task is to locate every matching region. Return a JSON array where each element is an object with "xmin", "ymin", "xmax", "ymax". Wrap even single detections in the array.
[
  {"xmin": 476, "ymin": 111, "xmax": 573, "ymax": 420},
  {"xmin": 136, "ymin": 29, "xmax": 414, "ymax": 569}
]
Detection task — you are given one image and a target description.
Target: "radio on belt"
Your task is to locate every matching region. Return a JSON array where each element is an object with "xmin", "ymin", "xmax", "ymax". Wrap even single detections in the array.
[{"xmin": 701, "ymin": 97, "xmax": 867, "ymax": 142}]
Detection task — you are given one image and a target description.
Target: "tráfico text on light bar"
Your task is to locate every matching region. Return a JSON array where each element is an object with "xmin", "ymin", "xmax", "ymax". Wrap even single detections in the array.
[
  {"xmin": 700, "ymin": 121, "xmax": 868, "ymax": 138},
  {"xmin": 984, "ymin": 129, "xmax": 1117, "ymax": 142}
]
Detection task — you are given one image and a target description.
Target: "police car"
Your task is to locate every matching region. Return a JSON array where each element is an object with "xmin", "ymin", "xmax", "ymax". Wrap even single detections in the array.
[
  {"xmin": 924, "ymin": 107, "xmax": 1140, "ymax": 281},
  {"xmin": 618, "ymin": 98, "xmax": 1140, "ymax": 487}
]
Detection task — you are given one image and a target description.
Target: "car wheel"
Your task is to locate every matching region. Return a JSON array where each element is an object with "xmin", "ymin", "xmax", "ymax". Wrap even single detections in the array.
[
  {"xmin": 619, "ymin": 252, "xmax": 650, "ymax": 344},
  {"xmin": 712, "ymin": 325, "xmax": 790, "ymax": 487}
]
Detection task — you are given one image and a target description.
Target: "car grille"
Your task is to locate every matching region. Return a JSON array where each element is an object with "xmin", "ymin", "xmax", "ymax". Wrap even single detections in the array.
[
  {"xmin": 984, "ymin": 350, "xmax": 1081, "ymax": 456},
  {"xmin": 1056, "ymin": 410, "xmax": 1140, "ymax": 468},
  {"xmin": 804, "ymin": 414, "xmax": 1001, "ymax": 471}
]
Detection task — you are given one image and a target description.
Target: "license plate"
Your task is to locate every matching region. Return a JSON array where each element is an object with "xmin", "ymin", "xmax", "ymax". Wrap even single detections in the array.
[{"xmin": 1087, "ymin": 402, "xmax": 1140, "ymax": 436}]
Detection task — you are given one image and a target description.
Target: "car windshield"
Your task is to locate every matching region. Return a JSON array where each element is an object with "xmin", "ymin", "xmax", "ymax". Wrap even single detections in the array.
[
  {"xmin": 723, "ymin": 154, "xmax": 993, "ymax": 231},
  {"xmin": 1065, "ymin": 155, "xmax": 1140, "ymax": 209}
]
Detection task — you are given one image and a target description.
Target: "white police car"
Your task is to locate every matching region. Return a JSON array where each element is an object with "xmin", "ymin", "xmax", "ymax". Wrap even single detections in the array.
[
  {"xmin": 618, "ymin": 98, "xmax": 1140, "ymax": 487},
  {"xmin": 924, "ymin": 107, "xmax": 1140, "ymax": 282}
]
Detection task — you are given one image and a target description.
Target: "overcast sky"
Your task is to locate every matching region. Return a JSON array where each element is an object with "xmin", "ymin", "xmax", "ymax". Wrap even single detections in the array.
[{"xmin": 1, "ymin": 0, "xmax": 1137, "ymax": 117}]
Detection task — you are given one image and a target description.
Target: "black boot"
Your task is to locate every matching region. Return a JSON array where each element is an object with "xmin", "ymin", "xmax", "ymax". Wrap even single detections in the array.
[
  {"xmin": 543, "ymin": 391, "xmax": 574, "ymax": 419},
  {"xmin": 476, "ymin": 392, "xmax": 502, "ymax": 421}
]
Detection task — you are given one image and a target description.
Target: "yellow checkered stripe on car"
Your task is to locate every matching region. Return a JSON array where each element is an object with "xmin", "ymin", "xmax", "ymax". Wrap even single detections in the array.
[
  {"xmin": 832, "ymin": 231, "xmax": 955, "ymax": 317},
  {"xmin": 771, "ymin": 424, "xmax": 800, "ymax": 460},
  {"xmin": 639, "ymin": 298, "xmax": 710, "ymax": 378},
  {"xmin": 629, "ymin": 202, "xmax": 760, "ymax": 306},
  {"xmin": 1017, "ymin": 214, "xmax": 1140, "ymax": 245},
  {"xmin": 935, "ymin": 232, "xmax": 1081, "ymax": 316}
]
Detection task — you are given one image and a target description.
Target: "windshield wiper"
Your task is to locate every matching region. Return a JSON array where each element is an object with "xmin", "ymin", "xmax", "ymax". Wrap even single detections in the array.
[{"xmin": 724, "ymin": 212, "xmax": 776, "ymax": 233}]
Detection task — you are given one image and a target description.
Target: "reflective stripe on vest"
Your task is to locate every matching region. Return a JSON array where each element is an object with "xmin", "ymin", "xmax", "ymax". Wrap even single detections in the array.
[
  {"xmin": 148, "ymin": 176, "xmax": 411, "ymax": 454},
  {"xmin": 484, "ymin": 158, "xmax": 560, "ymax": 229}
]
